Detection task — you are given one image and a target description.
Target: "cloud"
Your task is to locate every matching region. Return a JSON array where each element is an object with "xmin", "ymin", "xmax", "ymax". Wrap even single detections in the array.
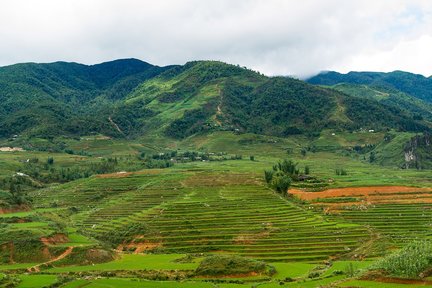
[{"xmin": 0, "ymin": 0, "xmax": 431, "ymax": 77}]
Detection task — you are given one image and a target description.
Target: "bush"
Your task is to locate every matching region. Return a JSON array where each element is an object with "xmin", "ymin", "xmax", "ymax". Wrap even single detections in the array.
[
  {"xmin": 264, "ymin": 170, "xmax": 274, "ymax": 184},
  {"xmin": 270, "ymin": 174, "xmax": 291, "ymax": 196},
  {"xmin": 335, "ymin": 168, "xmax": 347, "ymax": 176},
  {"xmin": 195, "ymin": 255, "xmax": 269, "ymax": 276}
]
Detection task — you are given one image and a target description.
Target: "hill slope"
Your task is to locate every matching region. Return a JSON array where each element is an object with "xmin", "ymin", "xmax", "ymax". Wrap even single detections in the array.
[
  {"xmin": 307, "ymin": 70, "xmax": 432, "ymax": 103},
  {"xmin": 0, "ymin": 60, "xmax": 430, "ymax": 139},
  {"xmin": 0, "ymin": 59, "xmax": 172, "ymax": 138},
  {"xmin": 119, "ymin": 61, "xmax": 430, "ymax": 139}
]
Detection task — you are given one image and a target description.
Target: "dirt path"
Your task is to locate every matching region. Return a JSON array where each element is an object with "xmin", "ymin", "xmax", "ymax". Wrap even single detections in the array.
[
  {"xmin": 28, "ymin": 246, "xmax": 73, "ymax": 272},
  {"xmin": 108, "ymin": 116, "xmax": 125, "ymax": 135},
  {"xmin": 0, "ymin": 147, "xmax": 24, "ymax": 152},
  {"xmin": 214, "ymin": 85, "xmax": 223, "ymax": 126}
]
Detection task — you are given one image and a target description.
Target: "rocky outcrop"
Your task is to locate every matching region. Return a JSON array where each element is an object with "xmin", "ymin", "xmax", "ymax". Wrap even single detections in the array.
[{"xmin": 403, "ymin": 133, "xmax": 432, "ymax": 169}]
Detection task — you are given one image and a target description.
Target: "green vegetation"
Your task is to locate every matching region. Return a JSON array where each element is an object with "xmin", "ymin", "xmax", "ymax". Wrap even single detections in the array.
[
  {"xmin": 308, "ymin": 70, "xmax": 432, "ymax": 103},
  {"xmin": 373, "ymin": 241, "xmax": 432, "ymax": 278},
  {"xmin": 3, "ymin": 59, "xmax": 432, "ymax": 287},
  {"xmin": 195, "ymin": 255, "xmax": 269, "ymax": 276},
  {"xmin": 1, "ymin": 59, "xmax": 430, "ymax": 143}
]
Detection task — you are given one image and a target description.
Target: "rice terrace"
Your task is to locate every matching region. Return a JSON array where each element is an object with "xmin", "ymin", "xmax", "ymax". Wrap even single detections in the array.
[{"xmin": 3, "ymin": 1, "xmax": 432, "ymax": 287}]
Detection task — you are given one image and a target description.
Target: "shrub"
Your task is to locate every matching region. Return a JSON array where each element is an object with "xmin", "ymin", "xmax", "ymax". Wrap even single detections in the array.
[
  {"xmin": 270, "ymin": 174, "xmax": 291, "ymax": 196},
  {"xmin": 264, "ymin": 170, "xmax": 274, "ymax": 184},
  {"xmin": 195, "ymin": 255, "xmax": 269, "ymax": 276},
  {"xmin": 335, "ymin": 168, "xmax": 347, "ymax": 176}
]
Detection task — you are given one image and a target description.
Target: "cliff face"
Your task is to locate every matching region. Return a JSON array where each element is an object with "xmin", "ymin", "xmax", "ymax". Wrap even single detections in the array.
[{"xmin": 403, "ymin": 133, "xmax": 432, "ymax": 169}]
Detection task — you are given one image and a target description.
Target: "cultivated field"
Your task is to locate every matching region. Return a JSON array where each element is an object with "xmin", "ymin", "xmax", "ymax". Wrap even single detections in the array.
[{"xmin": 2, "ymin": 133, "xmax": 432, "ymax": 287}]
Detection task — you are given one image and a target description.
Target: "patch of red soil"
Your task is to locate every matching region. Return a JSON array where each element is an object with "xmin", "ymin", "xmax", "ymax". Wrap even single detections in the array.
[
  {"xmin": 28, "ymin": 247, "xmax": 73, "ymax": 273},
  {"xmin": 117, "ymin": 236, "xmax": 162, "ymax": 254},
  {"xmin": 40, "ymin": 234, "xmax": 69, "ymax": 246},
  {"xmin": 0, "ymin": 205, "xmax": 30, "ymax": 214}
]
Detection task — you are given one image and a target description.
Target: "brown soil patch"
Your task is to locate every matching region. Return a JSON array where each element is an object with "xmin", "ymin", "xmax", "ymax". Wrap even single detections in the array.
[
  {"xmin": 96, "ymin": 171, "xmax": 133, "ymax": 178},
  {"xmin": 96, "ymin": 169, "xmax": 164, "ymax": 178},
  {"xmin": 133, "ymin": 169, "xmax": 165, "ymax": 175},
  {"xmin": 40, "ymin": 234, "xmax": 69, "ymax": 246},
  {"xmin": 233, "ymin": 229, "xmax": 272, "ymax": 245},
  {"xmin": 94, "ymin": 135, "xmax": 112, "ymax": 140},
  {"xmin": 291, "ymin": 186, "xmax": 432, "ymax": 201},
  {"xmin": 28, "ymin": 247, "xmax": 73, "ymax": 273},
  {"xmin": 0, "ymin": 147, "xmax": 24, "ymax": 152},
  {"xmin": 117, "ymin": 236, "xmax": 162, "ymax": 254},
  {"xmin": 0, "ymin": 205, "xmax": 30, "ymax": 214}
]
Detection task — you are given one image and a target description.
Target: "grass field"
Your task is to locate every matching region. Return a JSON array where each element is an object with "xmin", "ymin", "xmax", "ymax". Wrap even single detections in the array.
[{"xmin": 2, "ymin": 131, "xmax": 432, "ymax": 287}]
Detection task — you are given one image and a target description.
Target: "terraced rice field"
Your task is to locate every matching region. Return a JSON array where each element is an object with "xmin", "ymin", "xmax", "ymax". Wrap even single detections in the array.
[
  {"xmin": 293, "ymin": 186, "xmax": 432, "ymax": 245},
  {"xmin": 33, "ymin": 170, "xmax": 369, "ymax": 262},
  {"xmin": 337, "ymin": 204, "xmax": 432, "ymax": 244}
]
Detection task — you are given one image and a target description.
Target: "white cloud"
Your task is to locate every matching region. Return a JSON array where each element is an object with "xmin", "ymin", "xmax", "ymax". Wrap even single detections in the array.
[{"xmin": 0, "ymin": 0, "xmax": 431, "ymax": 77}]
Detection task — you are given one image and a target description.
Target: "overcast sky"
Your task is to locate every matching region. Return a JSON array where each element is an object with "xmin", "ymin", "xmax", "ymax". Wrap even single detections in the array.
[{"xmin": 0, "ymin": 0, "xmax": 431, "ymax": 78}]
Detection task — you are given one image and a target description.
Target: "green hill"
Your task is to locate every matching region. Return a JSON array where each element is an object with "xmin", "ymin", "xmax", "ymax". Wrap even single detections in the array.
[
  {"xmin": 109, "ymin": 61, "xmax": 431, "ymax": 139},
  {"xmin": 0, "ymin": 59, "xmax": 172, "ymax": 138},
  {"xmin": 0, "ymin": 60, "xmax": 430, "ymax": 140},
  {"xmin": 306, "ymin": 71, "xmax": 432, "ymax": 169},
  {"xmin": 327, "ymin": 83, "xmax": 432, "ymax": 121},
  {"xmin": 307, "ymin": 70, "xmax": 432, "ymax": 103}
]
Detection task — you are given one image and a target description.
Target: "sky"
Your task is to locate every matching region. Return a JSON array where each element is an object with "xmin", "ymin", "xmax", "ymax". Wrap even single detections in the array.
[{"xmin": 0, "ymin": 0, "xmax": 431, "ymax": 78}]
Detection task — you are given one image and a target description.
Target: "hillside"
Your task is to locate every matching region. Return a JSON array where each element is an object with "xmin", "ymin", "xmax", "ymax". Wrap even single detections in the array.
[
  {"xmin": 115, "ymin": 61, "xmax": 430, "ymax": 139},
  {"xmin": 306, "ymin": 71, "xmax": 432, "ymax": 169},
  {"xmin": 3, "ymin": 61, "xmax": 432, "ymax": 286},
  {"xmin": 0, "ymin": 60, "xmax": 430, "ymax": 140},
  {"xmin": 307, "ymin": 70, "xmax": 432, "ymax": 103},
  {"xmin": 0, "ymin": 59, "xmax": 172, "ymax": 138}
]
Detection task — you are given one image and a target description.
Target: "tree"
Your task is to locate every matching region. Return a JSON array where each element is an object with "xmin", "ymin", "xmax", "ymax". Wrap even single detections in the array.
[
  {"xmin": 250, "ymin": 155, "xmax": 255, "ymax": 161},
  {"xmin": 47, "ymin": 157, "xmax": 54, "ymax": 165},
  {"xmin": 304, "ymin": 165, "xmax": 310, "ymax": 175},
  {"xmin": 271, "ymin": 174, "xmax": 291, "ymax": 196},
  {"xmin": 369, "ymin": 151, "xmax": 376, "ymax": 163},
  {"xmin": 9, "ymin": 182, "xmax": 28, "ymax": 205},
  {"xmin": 301, "ymin": 148, "xmax": 307, "ymax": 157},
  {"xmin": 264, "ymin": 170, "xmax": 274, "ymax": 184}
]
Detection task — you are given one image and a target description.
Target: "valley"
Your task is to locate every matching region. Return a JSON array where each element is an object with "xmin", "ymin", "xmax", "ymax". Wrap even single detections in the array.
[{"xmin": 1, "ymin": 60, "xmax": 432, "ymax": 287}]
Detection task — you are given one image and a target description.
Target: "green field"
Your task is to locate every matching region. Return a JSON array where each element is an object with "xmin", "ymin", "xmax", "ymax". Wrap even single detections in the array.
[{"xmin": 2, "ymin": 131, "xmax": 432, "ymax": 287}]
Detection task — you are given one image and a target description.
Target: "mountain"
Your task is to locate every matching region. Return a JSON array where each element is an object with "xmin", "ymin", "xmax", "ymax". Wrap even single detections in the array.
[
  {"xmin": 0, "ymin": 59, "xmax": 172, "ymax": 138},
  {"xmin": 307, "ymin": 70, "xmax": 432, "ymax": 103},
  {"xmin": 117, "ymin": 61, "xmax": 429, "ymax": 138},
  {"xmin": 325, "ymin": 83, "xmax": 432, "ymax": 121},
  {"xmin": 0, "ymin": 60, "xmax": 429, "ymax": 139}
]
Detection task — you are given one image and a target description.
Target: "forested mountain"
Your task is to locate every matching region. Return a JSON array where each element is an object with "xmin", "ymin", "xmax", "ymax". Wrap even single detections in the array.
[
  {"xmin": 0, "ymin": 59, "xmax": 172, "ymax": 138},
  {"xmin": 307, "ymin": 70, "xmax": 432, "ymax": 103},
  {"xmin": 0, "ymin": 60, "xmax": 430, "ymax": 139},
  {"xmin": 325, "ymin": 83, "xmax": 432, "ymax": 121}
]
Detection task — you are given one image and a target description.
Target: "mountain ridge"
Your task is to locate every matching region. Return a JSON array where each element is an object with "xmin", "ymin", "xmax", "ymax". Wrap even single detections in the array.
[
  {"xmin": 0, "ymin": 59, "xmax": 430, "ymax": 139},
  {"xmin": 307, "ymin": 70, "xmax": 432, "ymax": 103}
]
